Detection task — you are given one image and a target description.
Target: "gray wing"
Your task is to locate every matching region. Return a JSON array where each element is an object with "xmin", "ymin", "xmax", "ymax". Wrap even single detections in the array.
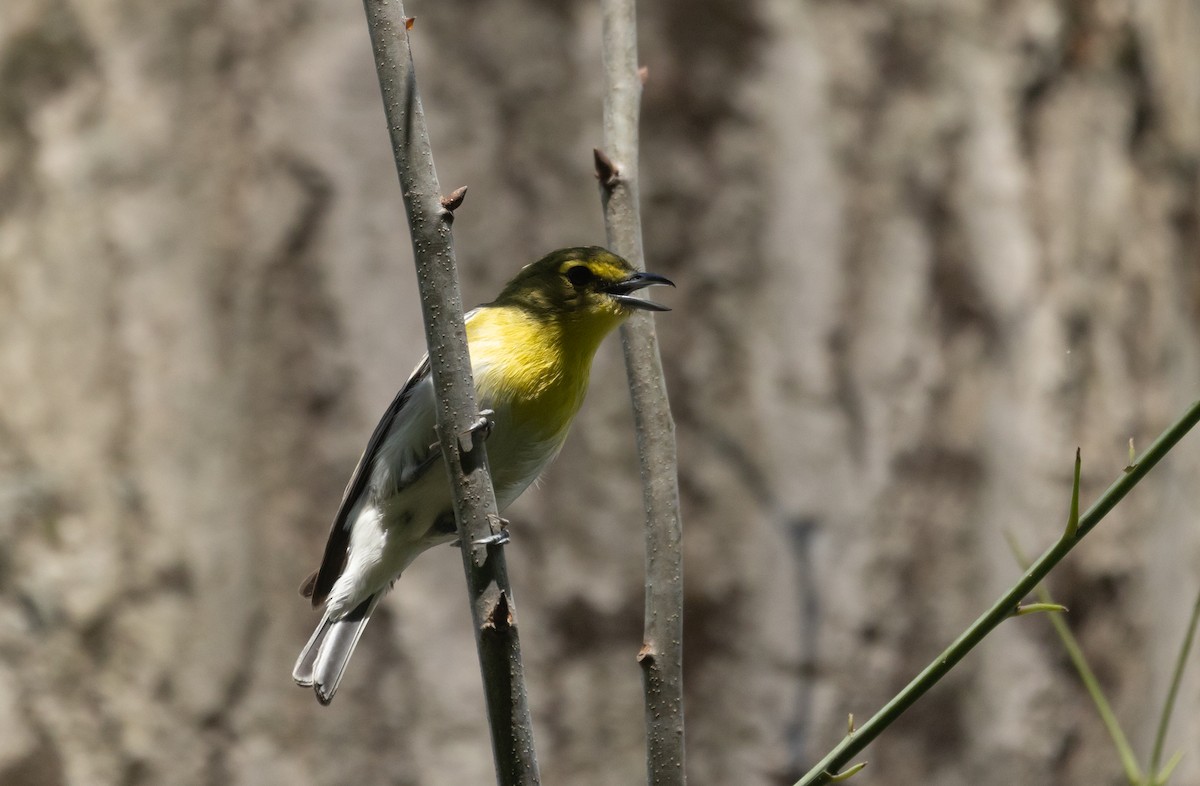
[
  {"xmin": 304, "ymin": 356, "xmax": 432, "ymax": 606},
  {"xmin": 301, "ymin": 308, "xmax": 483, "ymax": 606}
]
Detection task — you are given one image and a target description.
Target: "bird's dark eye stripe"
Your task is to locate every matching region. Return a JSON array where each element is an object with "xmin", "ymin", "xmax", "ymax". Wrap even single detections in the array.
[{"xmin": 566, "ymin": 265, "xmax": 594, "ymax": 286}]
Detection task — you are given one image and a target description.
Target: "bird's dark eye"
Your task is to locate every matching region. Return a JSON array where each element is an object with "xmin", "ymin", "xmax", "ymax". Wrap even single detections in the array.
[{"xmin": 566, "ymin": 265, "xmax": 595, "ymax": 286}]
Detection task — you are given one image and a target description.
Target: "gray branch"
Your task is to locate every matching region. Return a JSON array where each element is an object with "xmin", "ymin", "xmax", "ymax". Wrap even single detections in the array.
[
  {"xmin": 596, "ymin": 1, "xmax": 687, "ymax": 784},
  {"xmin": 360, "ymin": 3, "xmax": 540, "ymax": 783}
]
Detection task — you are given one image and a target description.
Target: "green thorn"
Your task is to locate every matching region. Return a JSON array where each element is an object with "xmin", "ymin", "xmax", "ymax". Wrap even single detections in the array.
[
  {"xmin": 1013, "ymin": 602, "xmax": 1068, "ymax": 617},
  {"xmin": 847, "ymin": 713, "xmax": 856, "ymax": 736},
  {"xmin": 1064, "ymin": 448, "xmax": 1082, "ymax": 539},
  {"xmin": 827, "ymin": 762, "xmax": 867, "ymax": 782}
]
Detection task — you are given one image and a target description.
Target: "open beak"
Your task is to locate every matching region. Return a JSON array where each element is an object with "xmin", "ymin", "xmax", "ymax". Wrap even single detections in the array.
[{"xmin": 606, "ymin": 271, "xmax": 675, "ymax": 312}]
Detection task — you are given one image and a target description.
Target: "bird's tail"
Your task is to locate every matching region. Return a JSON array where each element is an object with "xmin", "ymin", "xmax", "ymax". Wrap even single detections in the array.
[{"xmin": 292, "ymin": 594, "xmax": 380, "ymax": 705}]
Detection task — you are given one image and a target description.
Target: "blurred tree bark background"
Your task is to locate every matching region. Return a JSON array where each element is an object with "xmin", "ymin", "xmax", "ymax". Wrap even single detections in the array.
[{"xmin": 2, "ymin": 0, "xmax": 1199, "ymax": 784}]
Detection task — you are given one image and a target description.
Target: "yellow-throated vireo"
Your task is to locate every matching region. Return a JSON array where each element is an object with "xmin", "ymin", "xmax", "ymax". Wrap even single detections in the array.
[{"xmin": 293, "ymin": 246, "xmax": 673, "ymax": 704}]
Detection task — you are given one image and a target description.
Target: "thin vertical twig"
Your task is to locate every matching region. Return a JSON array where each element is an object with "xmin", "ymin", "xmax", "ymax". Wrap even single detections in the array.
[
  {"xmin": 360, "ymin": 3, "xmax": 540, "ymax": 783},
  {"xmin": 596, "ymin": 1, "xmax": 686, "ymax": 784}
]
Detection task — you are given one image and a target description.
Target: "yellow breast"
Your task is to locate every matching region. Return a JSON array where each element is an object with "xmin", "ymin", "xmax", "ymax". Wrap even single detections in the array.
[{"xmin": 466, "ymin": 304, "xmax": 617, "ymax": 443}]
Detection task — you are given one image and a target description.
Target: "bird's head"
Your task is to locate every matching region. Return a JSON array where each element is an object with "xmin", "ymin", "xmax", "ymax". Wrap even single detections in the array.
[{"xmin": 490, "ymin": 247, "xmax": 674, "ymax": 325}]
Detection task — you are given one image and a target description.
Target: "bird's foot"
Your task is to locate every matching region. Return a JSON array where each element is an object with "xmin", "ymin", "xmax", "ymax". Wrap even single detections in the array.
[
  {"xmin": 475, "ymin": 515, "xmax": 511, "ymax": 547},
  {"xmin": 473, "ymin": 409, "xmax": 496, "ymax": 437},
  {"xmin": 450, "ymin": 515, "xmax": 511, "ymax": 548},
  {"xmin": 472, "ymin": 530, "xmax": 511, "ymax": 547},
  {"xmin": 458, "ymin": 409, "xmax": 495, "ymax": 454}
]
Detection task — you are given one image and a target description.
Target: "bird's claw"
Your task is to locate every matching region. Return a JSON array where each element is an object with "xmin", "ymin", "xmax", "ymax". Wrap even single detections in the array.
[
  {"xmin": 472, "ymin": 530, "xmax": 511, "ymax": 548},
  {"xmin": 471, "ymin": 409, "xmax": 496, "ymax": 437},
  {"xmin": 458, "ymin": 409, "xmax": 496, "ymax": 454},
  {"xmin": 449, "ymin": 515, "xmax": 511, "ymax": 548},
  {"xmin": 477, "ymin": 514, "xmax": 511, "ymax": 547}
]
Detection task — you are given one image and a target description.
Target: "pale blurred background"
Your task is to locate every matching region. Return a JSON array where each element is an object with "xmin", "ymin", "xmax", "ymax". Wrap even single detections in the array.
[{"xmin": 2, "ymin": 0, "xmax": 1200, "ymax": 784}]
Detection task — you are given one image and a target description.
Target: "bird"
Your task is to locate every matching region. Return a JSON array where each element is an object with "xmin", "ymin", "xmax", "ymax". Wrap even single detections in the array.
[{"xmin": 293, "ymin": 246, "xmax": 673, "ymax": 704}]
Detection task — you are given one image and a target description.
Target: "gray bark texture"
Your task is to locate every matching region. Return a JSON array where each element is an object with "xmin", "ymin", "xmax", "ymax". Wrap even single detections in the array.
[{"xmin": 1, "ymin": 0, "xmax": 1198, "ymax": 784}]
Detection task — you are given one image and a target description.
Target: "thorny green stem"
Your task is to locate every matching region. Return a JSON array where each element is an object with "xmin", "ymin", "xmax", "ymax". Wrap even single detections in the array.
[
  {"xmin": 796, "ymin": 399, "xmax": 1200, "ymax": 786},
  {"xmin": 1148, "ymin": 587, "xmax": 1200, "ymax": 781},
  {"xmin": 1007, "ymin": 533, "xmax": 1143, "ymax": 785}
]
